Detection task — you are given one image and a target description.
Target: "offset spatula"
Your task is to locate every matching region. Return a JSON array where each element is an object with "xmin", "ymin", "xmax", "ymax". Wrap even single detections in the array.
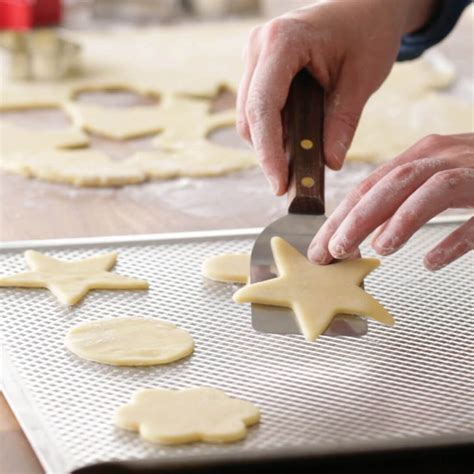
[{"xmin": 250, "ymin": 69, "xmax": 367, "ymax": 337}]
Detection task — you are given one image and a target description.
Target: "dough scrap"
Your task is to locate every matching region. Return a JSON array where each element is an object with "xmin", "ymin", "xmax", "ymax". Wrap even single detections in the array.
[
  {"xmin": 65, "ymin": 317, "xmax": 194, "ymax": 366},
  {"xmin": 65, "ymin": 102, "xmax": 165, "ymax": 140},
  {"xmin": 0, "ymin": 121, "xmax": 88, "ymax": 154},
  {"xmin": 0, "ymin": 140, "xmax": 255, "ymax": 186},
  {"xmin": 202, "ymin": 254, "xmax": 250, "ymax": 283},
  {"xmin": 0, "ymin": 148, "xmax": 146, "ymax": 186},
  {"xmin": 131, "ymin": 140, "xmax": 256, "ymax": 179},
  {"xmin": 350, "ymin": 92, "xmax": 474, "ymax": 162},
  {"xmin": 233, "ymin": 237, "xmax": 394, "ymax": 342},
  {"xmin": 0, "ymin": 96, "xmax": 256, "ymax": 186},
  {"xmin": 115, "ymin": 387, "xmax": 260, "ymax": 444},
  {"xmin": 0, "ymin": 250, "xmax": 148, "ymax": 305}
]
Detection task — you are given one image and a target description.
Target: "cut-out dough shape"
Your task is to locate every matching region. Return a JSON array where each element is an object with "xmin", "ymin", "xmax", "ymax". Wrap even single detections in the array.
[
  {"xmin": 0, "ymin": 250, "xmax": 148, "ymax": 305},
  {"xmin": 202, "ymin": 254, "xmax": 250, "ymax": 283},
  {"xmin": 115, "ymin": 387, "xmax": 260, "ymax": 444},
  {"xmin": 233, "ymin": 237, "xmax": 394, "ymax": 341},
  {"xmin": 65, "ymin": 317, "xmax": 194, "ymax": 366}
]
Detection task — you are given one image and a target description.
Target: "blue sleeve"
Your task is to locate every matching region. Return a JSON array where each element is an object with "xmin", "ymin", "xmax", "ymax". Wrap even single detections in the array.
[{"xmin": 397, "ymin": 0, "xmax": 471, "ymax": 61}]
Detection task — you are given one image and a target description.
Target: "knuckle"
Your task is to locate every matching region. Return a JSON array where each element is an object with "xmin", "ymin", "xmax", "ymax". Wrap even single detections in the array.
[
  {"xmin": 351, "ymin": 179, "xmax": 372, "ymax": 200},
  {"xmin": 431, "ymin": 169, "xmax": 462, "ymax": 188},
  {"xmin": 245, "ymin": 97, "xmax": 268, "ymax": 125},
  {"xmin": 243, "ymin": 25, "xmax": 262, "ymax": 59},
  {"xmin": 236, "ymin": 117, "xmax": 250, "ymax": 141},
  {"xmin": 263, "ymin": 18, "xmax": 291, "ymax": 43},
  {"xmin": 417, "ymin": 133, "xmax": 457, "ymax": 152},
  {"xmin": 394, "ymin": 208, "xmax": 417, "ymax": 226},
  {"xmin": 248, "ymin": 25, "xmax": 262, "ymax": 43},
  {"xmin": 418, "ymin": 134, "xmax": 443, "ymax": 149},
  {"xmin": 391, "ymin": 161, "xmax": 419, "ymax": 181}
]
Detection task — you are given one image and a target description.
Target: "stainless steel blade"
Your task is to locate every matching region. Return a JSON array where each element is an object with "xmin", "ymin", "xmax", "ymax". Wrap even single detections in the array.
[{"xmin": 250, "ymin": 213, "xmax": 368, "ymax": 336}]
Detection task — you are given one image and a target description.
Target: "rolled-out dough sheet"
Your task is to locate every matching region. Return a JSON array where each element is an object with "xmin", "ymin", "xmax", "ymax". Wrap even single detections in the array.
[
  {"xmin": 115, "ymin": 387, "xmax": 260, "ymax": 444},
  {"xmin": 202, "ymin": 254, "xmax": 250, "ymax": 283},
  {"xmin": 0, "ymin": 250, "xmax": 148, "ymax": 305},
  {"xmin": 65, "ymin": 317, "xmax": 194, "ymax": 366},
  {"xmin": 233, "ymin": 237, "xmax": 394, "ymax": 341}
]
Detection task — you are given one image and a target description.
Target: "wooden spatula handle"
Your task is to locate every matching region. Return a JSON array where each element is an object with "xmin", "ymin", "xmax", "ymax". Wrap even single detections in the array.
[{"xmin": 283, "ymin": 69, "xmax": 325, "ymax": 215}]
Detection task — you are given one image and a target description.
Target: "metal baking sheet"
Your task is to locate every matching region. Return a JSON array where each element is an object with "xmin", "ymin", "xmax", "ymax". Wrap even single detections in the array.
[{"xmin": 1, "ymin": 222, "xmax": 473, "ymax": 473}]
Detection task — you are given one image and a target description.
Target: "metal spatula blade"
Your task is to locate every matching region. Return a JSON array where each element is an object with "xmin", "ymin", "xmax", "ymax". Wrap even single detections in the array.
[{"xmin": 250, "ymin": 69, "xmax": 367, "ymax": 337}]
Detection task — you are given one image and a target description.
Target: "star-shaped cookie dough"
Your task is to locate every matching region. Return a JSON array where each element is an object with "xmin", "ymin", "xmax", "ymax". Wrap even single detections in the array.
[
  {"xmin": 115, "ymin": 387, "xmax": 260, "ymax": 444},
  {"xmin": 233, "ymin": 237, "xmax": 394, "ymax": 341},
  {"xmin": 0, "ymin": 250, "xmax": 148, "ymax": 305}
]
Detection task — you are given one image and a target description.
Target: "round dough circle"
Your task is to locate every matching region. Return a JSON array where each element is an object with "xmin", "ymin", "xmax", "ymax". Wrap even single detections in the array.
[
  {"xmin": 202, "ymin": 254, "xmax": 250, "ymax": 284},
  {"xmin": 65, "ymin": 317, "xmax": 194, "ymax": 366}
]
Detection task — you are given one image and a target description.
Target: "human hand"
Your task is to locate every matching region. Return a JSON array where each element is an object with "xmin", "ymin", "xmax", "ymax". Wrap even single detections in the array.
[
  {"xmin": 237, "ymin": 0, "xmax": 437, "ymax": 194},
  {"xmin": 308, "ymin": 134, "xmax": 474, "ymax": 271}
]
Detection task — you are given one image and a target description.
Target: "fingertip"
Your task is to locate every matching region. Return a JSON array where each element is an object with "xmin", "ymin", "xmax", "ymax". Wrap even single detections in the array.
[
  {"xmin": 328, "ymin": 237, "xmax": 351, "ymax": 260},
  {"xmin": 324, "ymin": 149, "xmax": 344, "ymax": 171},
  {"xmin": 423, "ymin": 251, "xmax": 446, "ymax": 272},
  {"xmin": 423, "ymin": 257, "xmax": 444, "ymax": 272},
  {"xmin": 236, "ymin": 117, "xmax": 251, "ymax": 143},
  {"xmin": 267, "ymin": 175, "xmax": 281, "ymax": 195},
  {"xmin": 372, "ymin": 234, "xmax": 400, "ymax": 256},
  {"xmin": 307, "ymin": 245, "xmax": 333, "ymax": 265}
]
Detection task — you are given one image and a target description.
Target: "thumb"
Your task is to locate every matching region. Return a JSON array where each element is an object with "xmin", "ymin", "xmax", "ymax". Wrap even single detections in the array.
[{"xmin": 323, "ymin": 73, "xmax": 369, "ymax": 170}]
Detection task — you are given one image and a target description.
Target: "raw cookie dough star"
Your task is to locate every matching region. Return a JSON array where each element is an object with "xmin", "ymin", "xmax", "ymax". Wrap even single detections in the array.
[
  {"xmin": 0, "ymin": 250, "xmax": 148, "ymax": 305},
  {"xmin": 115, "ymin": 387, "xmax": 260, "ymax": 445},
  {"xmin": 233, "ymin": 237, "xmax": 394, "ymax": 342}
]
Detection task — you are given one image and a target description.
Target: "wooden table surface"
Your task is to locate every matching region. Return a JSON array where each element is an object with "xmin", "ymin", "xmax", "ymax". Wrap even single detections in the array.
[{"xmin": 1, "ymin": 8, "xmax": 472, "ymax": 474}]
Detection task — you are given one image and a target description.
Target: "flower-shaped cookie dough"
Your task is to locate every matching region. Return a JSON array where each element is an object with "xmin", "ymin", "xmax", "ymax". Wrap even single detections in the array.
[{"xmin": 115, "ymin": 387, "xmax": 260, "ymax": 444}]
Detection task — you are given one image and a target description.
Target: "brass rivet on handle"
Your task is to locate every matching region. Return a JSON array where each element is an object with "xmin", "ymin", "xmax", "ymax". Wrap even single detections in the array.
[
  {"xmin": 300, "ymin": 139, "xmax": 314, "ymax": 150},
  {"xmin": 301, "ymin": 177, "xmax": 315, "ymax": 188}
]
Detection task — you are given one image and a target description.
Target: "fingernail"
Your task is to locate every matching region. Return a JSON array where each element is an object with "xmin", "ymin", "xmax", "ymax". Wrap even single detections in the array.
[
  {"xmin": 374, "ymin": 235, "xmax": 397, "ymax": 256},
  {"xmin": 328, "ymin": 237, "xmax": 349, "ymax": 259},
  {"xmin": 424, "ymin": 249, "xmax": 446, "ymax": 271},
  {"xmin": 267, "ymin": 175, "xmax": 280, "ymax": 195},
  {"xmin": 331, "ymin": 136, "xmax": 350, "ymax": 169},
  {"xmin": 425, "ymin": 259, "xmax": 446, "ymax": 272},
  {"xmin": 308, "ymin": 244, "xmax": 331, "ymax": 264}
]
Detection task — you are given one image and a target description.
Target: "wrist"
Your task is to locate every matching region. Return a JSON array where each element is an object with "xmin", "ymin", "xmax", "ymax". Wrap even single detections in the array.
[{"xmin": 401, "ymin": 0, "xmax": 440, "ymax": 34}]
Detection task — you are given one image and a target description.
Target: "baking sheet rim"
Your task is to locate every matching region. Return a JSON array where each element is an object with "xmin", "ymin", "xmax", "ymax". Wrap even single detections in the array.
[
  {"xmin": 0, "ymin": 214, "xmax": 470, "ymax": 251},
  {"xmin": 1, "ymin": 214, "xmax": 473, "ymax": 473}
]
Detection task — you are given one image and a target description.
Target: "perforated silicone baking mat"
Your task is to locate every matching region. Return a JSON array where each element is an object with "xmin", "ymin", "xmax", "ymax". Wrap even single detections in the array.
[{"xmin": 1, "ymin": 223, "xmax": 473, "ymax": 473}]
